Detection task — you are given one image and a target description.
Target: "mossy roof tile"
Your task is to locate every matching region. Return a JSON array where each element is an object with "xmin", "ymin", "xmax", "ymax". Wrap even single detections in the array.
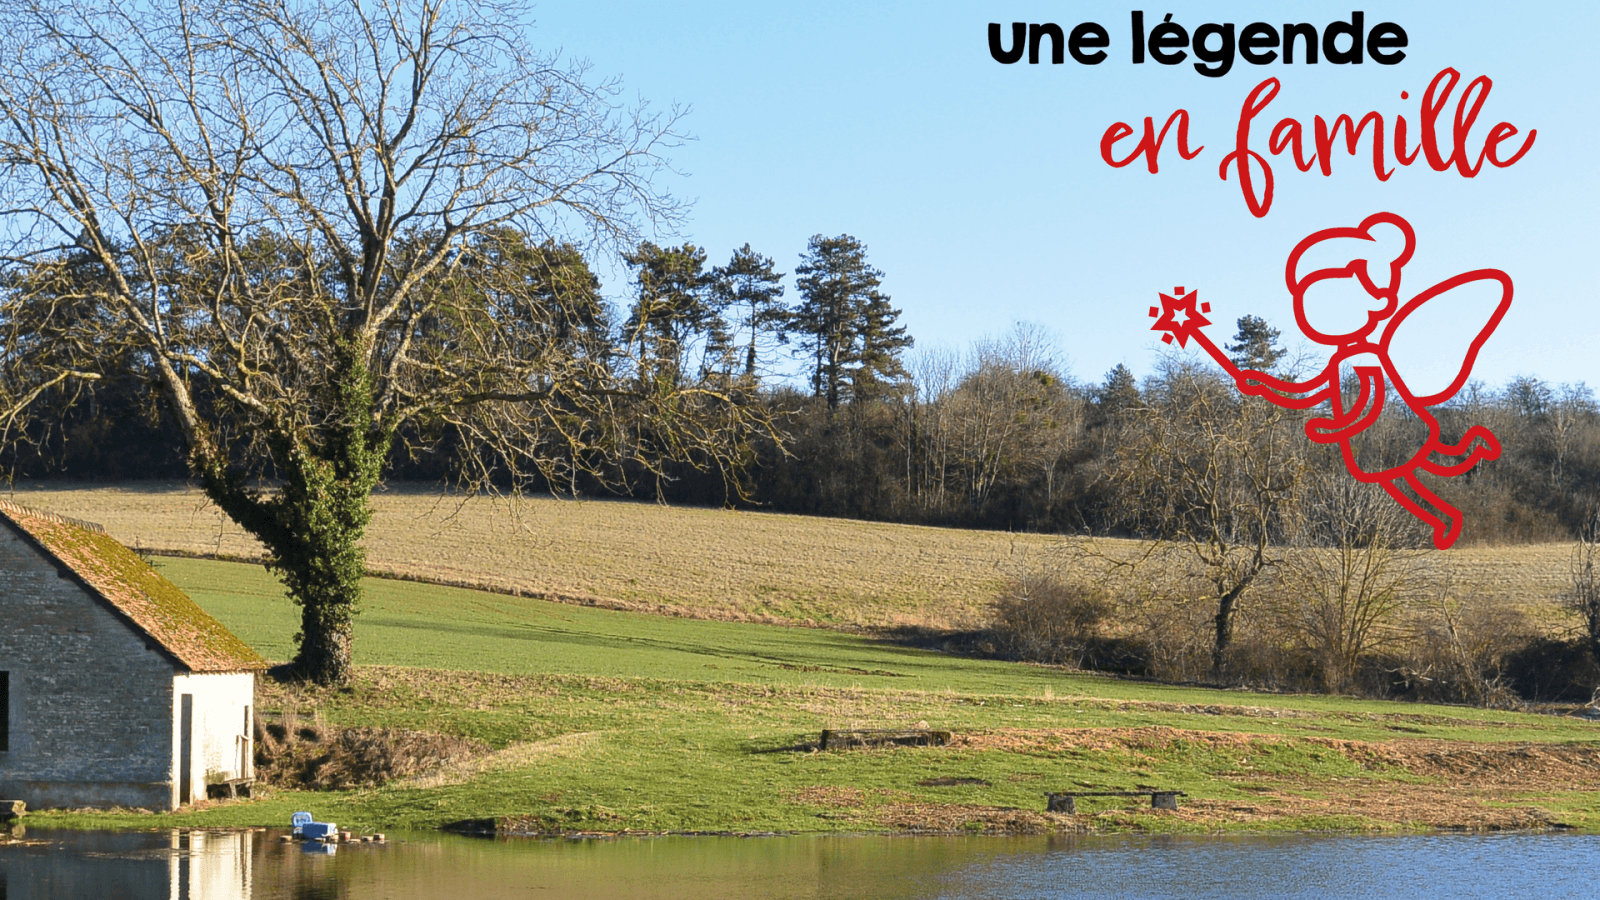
[{"xmin": 0, "ymin": 499, "xmax": 266, "ymax": 672}]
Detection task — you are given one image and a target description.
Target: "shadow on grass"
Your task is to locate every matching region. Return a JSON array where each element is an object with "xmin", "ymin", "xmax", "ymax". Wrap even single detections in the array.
[
  {"xmin": 870, "ymin": 625, "xmax": 1152, "ymax": 679},
  {"xmin": 750, "ymin": 737, "xmax": 821, "ymax": 754},
  {"xmin": 367, "ymin": 616, "xmax": 920, "ymax": 678}
]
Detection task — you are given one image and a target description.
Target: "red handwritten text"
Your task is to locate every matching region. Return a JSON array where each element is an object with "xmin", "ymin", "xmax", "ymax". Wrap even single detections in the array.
[{"xmin": 1099, "ymin": 67, "xmax": 1536, "ymax": 217}]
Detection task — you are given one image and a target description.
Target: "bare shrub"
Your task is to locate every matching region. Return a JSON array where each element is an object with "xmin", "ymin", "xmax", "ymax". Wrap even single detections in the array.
[
  {"xmin": 1269, "ymin": 471, "xmax": 1430, "ymax": 693},
  {"xmin": 1129, "ymin": 587, "xmax": 1216, "ymax": 683},
  {"xmin": 1564, "ymin": 512, "xmax": 1600, "ymax": 674},
  {"xmin": 1377, "ymin": 590, "xmax": 1531, "ymax": 707},
  {"xmin": 255, "ymin": 717, "xmax": 489, "ymax": 790},
  {"xmin": 988, "ymin": 573, "xmax": 1111, "ymax": 667}
]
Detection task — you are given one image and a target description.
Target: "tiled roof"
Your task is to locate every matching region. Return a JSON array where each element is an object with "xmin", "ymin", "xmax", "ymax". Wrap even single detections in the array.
[{"xmin": 0, "ymin": 499, "xmax": 266, "ymax": 672}]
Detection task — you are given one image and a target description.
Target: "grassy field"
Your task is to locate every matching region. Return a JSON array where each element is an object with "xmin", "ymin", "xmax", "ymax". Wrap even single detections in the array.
[
  {"xmin": 32, "ymin": 557, "xmax": 1600, "ymax": 836},
  {"xmin": 4, "ymin": 483, "xmax": 1578, "ymax": 631}
]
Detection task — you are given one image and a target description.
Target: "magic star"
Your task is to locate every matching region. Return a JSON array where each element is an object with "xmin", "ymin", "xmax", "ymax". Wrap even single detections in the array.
[{"xmin": 1150, "ymin": 286, "xmax": 1213, "ymax": 346}]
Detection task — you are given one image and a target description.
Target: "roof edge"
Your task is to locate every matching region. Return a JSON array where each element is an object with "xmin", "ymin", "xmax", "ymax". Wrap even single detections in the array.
[
  {"xmin": 0, "ymin": 503, "xmax": 265, "ymax": 674},
  {"xmin": 0, "ymin": 497, "xmax": 107, "ymax": 535}
]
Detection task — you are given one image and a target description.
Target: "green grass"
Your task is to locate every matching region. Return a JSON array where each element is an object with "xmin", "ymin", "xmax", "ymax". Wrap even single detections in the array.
[
  {"xmin": 164, "ymin": 558, "xmax": 1593, "ymax": 737},
  {"xmin": 35, "ymin": 557, "xmax": 1600, "ymax": 836}
]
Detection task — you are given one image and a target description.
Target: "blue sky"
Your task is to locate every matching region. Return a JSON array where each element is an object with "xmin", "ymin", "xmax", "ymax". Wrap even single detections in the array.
[{"xmin": 528, "ymin": 2, "xmax": 1597, "ymax": 393}]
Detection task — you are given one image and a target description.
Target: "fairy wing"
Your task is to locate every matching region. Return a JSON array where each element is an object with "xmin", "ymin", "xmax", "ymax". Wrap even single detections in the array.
[{"xmin": 1380, "ymin": 270, "xmax": 1513, "ymax": 407}]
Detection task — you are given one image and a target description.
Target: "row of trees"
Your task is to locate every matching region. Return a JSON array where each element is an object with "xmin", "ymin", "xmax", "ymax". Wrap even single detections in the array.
[
  {"xmin": 619, "ymin": 234, "xmax": 911, "ymax": 407},
  {"xmin": 732, "ymin": 326, "xmax": 1599, "ymax": 535}
]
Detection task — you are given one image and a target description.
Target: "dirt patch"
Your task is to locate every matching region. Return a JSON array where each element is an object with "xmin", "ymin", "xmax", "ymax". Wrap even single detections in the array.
[
  {"xmin": 952, "ymin": 726, "xmax": 1600, "ymax": 787},
  {"xmin": 790, "ymin": 786, "xmax": 870, "ymax": 809},
  {"xmin": 1351, "ymin": 741, "xmax": 1600, "ymax": 787},
  {"xmin": 1176, "ymin": 786, "xmax": 1565, "ymax": 832},
  {"xmin": 1077, "ymin": 698, "xmax": 1523, "ymax": 731},
  {"xmin": 399, "ymin": 732, "xmax": 600, "ymax": 789},
  {"xmin": 874, "ymin": 803, "xmax": 1085, "ymax": 834},
  {"xmin": 789, "ymin": 785, "xmax": 1080, "ymax": 833}
]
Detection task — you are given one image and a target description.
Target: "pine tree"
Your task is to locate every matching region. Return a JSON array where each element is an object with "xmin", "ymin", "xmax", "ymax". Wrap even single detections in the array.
[
  {"xmin": 1226, "ymin": 315, "xmax": 1286, "ymax": 372},
  {"xmin": 623, "ymin": 242, "xmax": 724, "ymax": 385},
  {"xmin": 711, "ymin": 244, "xmax": 786, "ymax": 378},
  {"xmin": 791, "ymin": 234, "xmax": 912, "ymax": 409},
  {"xmin": 853, "ymin": 291, "xmax": 914, "ymax": 402},
  {"xmin": 1095, "ymin": 364, "xmax": 1141, "ymax": 420}
]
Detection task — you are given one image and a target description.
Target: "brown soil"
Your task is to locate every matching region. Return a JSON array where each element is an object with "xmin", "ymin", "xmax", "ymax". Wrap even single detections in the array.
[
  {"xmin": 1073, "ymin": 698, "xmax": 1526, "ymax": 728},
  {"xmin": 876, "ymin": 804, "xmax": 1085, "ymax": 834},
  {"xmin": 787, "ymin": 785, "xmax": 1082, "ymax": 834},
  {"xmin": 952, "ymin": 726, "xmax": 1600, "ymax": 785}
]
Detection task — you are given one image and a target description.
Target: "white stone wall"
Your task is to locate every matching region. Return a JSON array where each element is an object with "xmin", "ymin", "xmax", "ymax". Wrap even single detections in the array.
[
  {"xmin": 0, "ymin": 526, "xmax": 179, "ymax": 809},
  {"xmin": 171, "ymin": 670, "xmax": 255, "ymax": 808}
]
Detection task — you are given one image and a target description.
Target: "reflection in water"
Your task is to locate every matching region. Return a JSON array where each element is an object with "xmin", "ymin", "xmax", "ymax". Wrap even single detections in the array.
[
  {"xmin": 0, "ymin": 828, "xmax": 252, "ymax": 899},
  {"xmin": 1, "ymin": 828, "xmax": 1597, "ymax": 899}
]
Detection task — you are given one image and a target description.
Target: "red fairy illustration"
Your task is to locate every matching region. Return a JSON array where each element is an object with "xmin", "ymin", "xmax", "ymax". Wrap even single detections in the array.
[{"xmin": 1148, "ymin": 212, "xmax": 1513, "ymax": 549}]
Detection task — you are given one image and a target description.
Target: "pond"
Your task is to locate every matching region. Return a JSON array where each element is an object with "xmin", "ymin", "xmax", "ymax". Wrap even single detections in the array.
[{"xmin": 0, "ymin": 827, "xmax": 1591, "ymax": 899}]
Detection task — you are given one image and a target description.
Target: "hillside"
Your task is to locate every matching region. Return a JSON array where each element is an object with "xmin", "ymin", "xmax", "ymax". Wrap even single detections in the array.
[{"xmin": 4, "ymin": 483, "xmax": 1577, "ymax": 632}]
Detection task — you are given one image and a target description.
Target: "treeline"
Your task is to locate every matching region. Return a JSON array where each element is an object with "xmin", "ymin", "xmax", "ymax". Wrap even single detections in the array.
[
  {"xmin": 746, "ymin": 321, "xmax": 1600, "ymax": 549},
  {"xmin": 8, "ymin": 234, "xmax": 1599, "ymax": 546}
]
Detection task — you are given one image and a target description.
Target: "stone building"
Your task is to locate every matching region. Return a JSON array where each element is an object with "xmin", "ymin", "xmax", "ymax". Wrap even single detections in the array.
[{"xmin": 0, "ymin": 499, "xmax": 266, "ymax": 810}]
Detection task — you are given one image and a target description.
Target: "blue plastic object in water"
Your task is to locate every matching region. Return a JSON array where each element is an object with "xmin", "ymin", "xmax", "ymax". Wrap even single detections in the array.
[
  {"xmin": 291, "ymin": 812, "xmax": 314, "ymax": 835},
  {"xmin": 301, "ymin": 821, "xmax": 338, "ymax": 840}
]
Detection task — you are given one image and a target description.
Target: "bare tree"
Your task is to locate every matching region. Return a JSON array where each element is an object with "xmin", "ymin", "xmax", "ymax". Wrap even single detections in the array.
[
  {"xmin": 928, "ymin": 323, "xmax": 1082, "ymax": 513},
  {"xmin": 903, "ymin": 345, "xmax": 958, "ymax": 515},
  {"xmin": 0, "ymin": 0, "xmax": 767, "ymax": 684},
  {"xmin": 1274, "ymin": 466, "xmax": 1428, "ymax": 693},
  {"xmin": 1567, "ymin": 510, "xmax": 1600, "ymax": 675},
  {"xmin": 1105, "ymin": 356, "xmax": 1303, "ymax": 676}
]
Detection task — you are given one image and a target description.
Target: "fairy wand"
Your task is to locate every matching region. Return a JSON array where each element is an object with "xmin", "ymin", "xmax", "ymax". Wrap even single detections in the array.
[{"xmin": 1147, "ymin": 286, "xmax": 1243, "ymax": 379}]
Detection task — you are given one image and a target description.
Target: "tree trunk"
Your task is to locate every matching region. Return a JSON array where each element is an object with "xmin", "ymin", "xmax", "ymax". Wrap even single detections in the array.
[
  {"xmin": 193, "ymin": 444, "xmax": 377, "ymax": 686},
  {"xmin": 292, "ymin": 560, "xmax": 359, "ymax": 685},
  {"xmin": 274, "ymin": 463, "xmax": 371, "ymax": 685},
  {"xmin": 286, "ymin": 348, "xmax": 387, "ymax": 684},
  {"xmin": 1211, "ymin": 573, "xmax": 1258, "ymax": 678},
  {"xmin": 193, "ymin": 344, "xmax": 388, "ymax": 686},
  {"xmin": 1212, "ymin": 590, "xmax": 1238, "ymax": 677}
]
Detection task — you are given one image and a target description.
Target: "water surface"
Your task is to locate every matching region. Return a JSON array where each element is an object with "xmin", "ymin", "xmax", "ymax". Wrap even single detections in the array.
[{"xmin": 0, "ymin": 828, "xmax": 1590, "ymax": 899}]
